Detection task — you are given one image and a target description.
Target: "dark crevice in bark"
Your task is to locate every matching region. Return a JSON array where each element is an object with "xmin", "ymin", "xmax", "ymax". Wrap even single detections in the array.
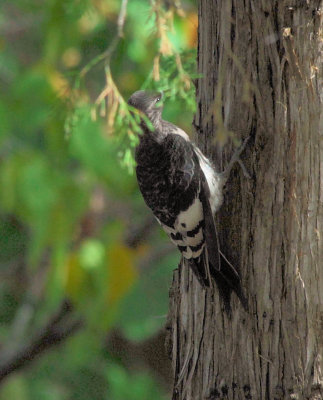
[
  {"xmin": 230, "ymin": 1, "xmax": 236, "ymax": 50},
  {"xmin": 281, "ymin": 242, "xmax": 286, "ymax": 299},
  {"xmin": 255, "ymin": 45, "xmax": 259, "ymax": 76},
  {"xmin": 272, "ymin": 2, "xmax": 281, "ymax": 55},
  {"xmin": 258, "ymin": 340, "xmax": 263, "ymax": 396},
  {"xmin": 221, "ymin": 383, "xmax": 229, "ymax": 396},
  {"xmin": 243, "ymin": 384, "xmax": 252, "ymax": 399},
  {"xmin": 266, "ymin": 363, "xmax": 270, "ymax": 400},
  {"xmin": 267, "ymin": 61, "xmax": 275, "ymax": 119},
  {"xmin": 209, "ymin": 386, "xmax": 221, "ymax": 399}
]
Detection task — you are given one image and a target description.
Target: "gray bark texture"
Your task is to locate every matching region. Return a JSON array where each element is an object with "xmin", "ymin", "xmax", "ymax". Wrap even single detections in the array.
[{"xmin": 167, "ymin": 1, "xmax": 323, "ymax": 399}]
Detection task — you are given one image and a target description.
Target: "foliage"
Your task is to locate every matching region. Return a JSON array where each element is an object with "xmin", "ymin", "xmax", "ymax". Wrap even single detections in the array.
[{"xmin": 0, "ymin": 0, "xmax": 197, "ymax": 398}]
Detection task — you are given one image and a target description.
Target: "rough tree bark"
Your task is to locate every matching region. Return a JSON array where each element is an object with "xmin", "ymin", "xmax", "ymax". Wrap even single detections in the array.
[{"xmin": 167, "ymin": 1, "xmax": 323, "ymax": 399}]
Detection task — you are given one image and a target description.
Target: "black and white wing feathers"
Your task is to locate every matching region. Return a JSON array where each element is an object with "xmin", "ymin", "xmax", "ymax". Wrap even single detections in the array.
[{"xmin": 136, "ymin": 129, "xmax": 246, "ymax": 308}]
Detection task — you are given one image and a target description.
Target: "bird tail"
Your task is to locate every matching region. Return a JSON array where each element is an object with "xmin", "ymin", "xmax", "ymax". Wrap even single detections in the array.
[
  {"xmin": 188, "ymin": 251, "xmax": 248, "ymax": 314},
  {"xmin": 195, "ymin": 167, "xmax": 248, "ymax": 313},
  {"xmin": 210, "ymin": 252, "xmax": 248, "ymax": 313}
]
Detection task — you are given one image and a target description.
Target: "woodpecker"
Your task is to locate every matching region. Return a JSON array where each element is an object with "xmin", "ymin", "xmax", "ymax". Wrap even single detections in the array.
[{"xmin": 128, "ymin": 90, "xmax": 249, "ymax": 309}]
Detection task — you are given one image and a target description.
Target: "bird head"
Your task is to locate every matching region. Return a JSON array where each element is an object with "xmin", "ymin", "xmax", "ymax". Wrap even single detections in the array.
[{"xmin": 128, "ymin": 90, "xmax": 163, "ymax": 128}]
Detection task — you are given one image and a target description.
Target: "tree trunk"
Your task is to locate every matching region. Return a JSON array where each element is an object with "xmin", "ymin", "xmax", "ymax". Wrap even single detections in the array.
[{"xmin": 167, "ymin": 1, "xmax": 323, "ymax": 399}]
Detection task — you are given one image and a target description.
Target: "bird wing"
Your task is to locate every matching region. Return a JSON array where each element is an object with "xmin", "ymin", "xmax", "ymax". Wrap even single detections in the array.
[
  {"xmin": 169, "ymin": 137, "xmax": 245, "ymax": 307},
  {"xmin": 158, "ymin": 134, "xmax": 217, "ymax": 285},
  {"xmin": 136, "ymin": 130, "xmax": 246, "ymax": 308},
  {"xmin": 193, "ymin": 151, "xmax": 247, "ymax": 309}
]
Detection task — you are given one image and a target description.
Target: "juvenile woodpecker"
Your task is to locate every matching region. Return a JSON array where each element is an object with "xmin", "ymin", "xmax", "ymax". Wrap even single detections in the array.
[{"xmin": 128, "ymin": 90, "xmax": 249, "ymax": 309}]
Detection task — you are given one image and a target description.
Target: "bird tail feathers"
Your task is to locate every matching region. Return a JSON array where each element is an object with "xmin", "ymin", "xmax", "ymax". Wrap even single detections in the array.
[{"xmin": 187, "ymin": 251, "xmax": 248, "ymax": 313}]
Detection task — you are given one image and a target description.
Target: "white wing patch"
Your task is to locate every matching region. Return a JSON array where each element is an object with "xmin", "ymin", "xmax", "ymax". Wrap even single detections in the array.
[
  {"xmin": 160, "ymin": 197, "xmax": 205, "ymax": 259},
  {"xmin": 176, "ymin": 197, "xmax": 202, "ymax": 232}
]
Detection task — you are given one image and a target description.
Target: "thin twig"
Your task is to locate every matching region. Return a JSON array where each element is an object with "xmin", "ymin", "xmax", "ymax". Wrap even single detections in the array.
[
  {"xmin": 117, "ymin": 0, "xmax": 128, "ymax": 38},
  {"xmin": 0, "ymin": 300, "xmax": 83, "ymax": 384},
  {"xmin": 79, "ymin": 0, "xmax": 128, "ymax": 79}
]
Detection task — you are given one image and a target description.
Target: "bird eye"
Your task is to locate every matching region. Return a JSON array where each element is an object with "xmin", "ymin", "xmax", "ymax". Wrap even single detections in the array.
[{"xmin": 156, "ymin": 97, "xmax": 161, "ymax": 102}]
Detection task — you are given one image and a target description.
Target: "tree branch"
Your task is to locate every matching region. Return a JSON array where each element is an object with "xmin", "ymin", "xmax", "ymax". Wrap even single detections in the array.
[
  {"xmin": 0, "ymin": 300, "xmax": 82, "ymax": 384},
  {"xmin": 79, "ymin": 0, "xmax": 128, "ymax": 79}
]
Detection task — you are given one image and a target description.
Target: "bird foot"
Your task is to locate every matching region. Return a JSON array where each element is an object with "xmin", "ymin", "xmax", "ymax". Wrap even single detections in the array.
[
  {"xmin": 221, "ymin": 136, "xmax": 251, "ymax": 182},
  {"xmin": 237, "ymin": 159, "xmax": 251, "ymax": 179}
]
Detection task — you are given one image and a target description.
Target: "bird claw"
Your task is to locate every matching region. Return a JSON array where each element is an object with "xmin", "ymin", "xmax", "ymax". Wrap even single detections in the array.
[
  {"xmin": 238, "ymin": 158, "xmax": 251, "ymax": 179},
  {"xmin": 222, "ymin": 136, "xmax": 251, "ymax": 181},
  {"xmin": 236, "ymin": 136, "xmax": 251, "ymax": 178},
  {"xmin": 231, "ymin": 136, "xmax": 250, "ymax": 163}
]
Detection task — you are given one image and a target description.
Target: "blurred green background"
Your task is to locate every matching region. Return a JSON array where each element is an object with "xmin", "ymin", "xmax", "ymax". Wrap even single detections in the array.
[{"xmin": 0, "ymin": 0, "xmax": 197, "ymax": 398}]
